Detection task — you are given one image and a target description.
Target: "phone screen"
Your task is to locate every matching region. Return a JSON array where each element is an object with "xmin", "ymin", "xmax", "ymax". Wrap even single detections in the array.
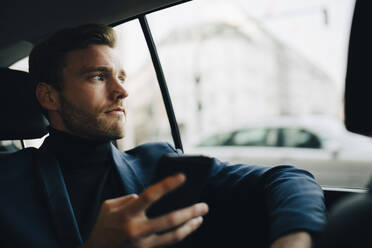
[{"xmin": 146, "ymin": 154, "xmax": 213, "ymax": 218}]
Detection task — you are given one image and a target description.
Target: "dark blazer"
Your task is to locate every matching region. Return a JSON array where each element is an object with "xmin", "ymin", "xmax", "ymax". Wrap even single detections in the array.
[{"xmin": 0, "ymin": 140, "xmax": 326, "ymax": 248}]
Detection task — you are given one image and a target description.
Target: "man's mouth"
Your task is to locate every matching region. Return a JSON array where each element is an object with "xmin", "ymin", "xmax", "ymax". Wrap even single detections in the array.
[{"xmin": 105, "ymin": 107, "xmax": 126, "ymax": 116}]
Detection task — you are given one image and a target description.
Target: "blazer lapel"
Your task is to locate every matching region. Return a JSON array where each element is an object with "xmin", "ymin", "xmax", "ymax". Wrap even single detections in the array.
[
  {"xmin": 36, "ymin": 145, "xmax": 83, "ymax": 247},
  {"xmin": 35, "ymin": 140, "xmax": 143, "ymax": 247},
  {"xmin": 110, "ymin": 143, "xmax": 145, "ymax": 195}
]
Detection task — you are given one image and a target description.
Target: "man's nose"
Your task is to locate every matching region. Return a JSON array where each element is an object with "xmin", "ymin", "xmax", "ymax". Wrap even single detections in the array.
[{"xmin": 110, "ymin": 77, "xmax": 129, "ymax": 100}]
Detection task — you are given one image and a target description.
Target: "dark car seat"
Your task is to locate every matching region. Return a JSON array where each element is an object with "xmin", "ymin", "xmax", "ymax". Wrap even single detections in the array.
[
  {"xmin": 344, "ymin": 0, "xmax": 372, "ymax": 136},
  {"xmin": 316, "ymin": 0, "xmax": 372, "ymax": 247},
  {"xmin": 0, "ymin": 68, "xmax": 48, "ymax": 156},
  {"xmin": 317, "ymin": 183, "xmax": 372, "ymax": 248}
]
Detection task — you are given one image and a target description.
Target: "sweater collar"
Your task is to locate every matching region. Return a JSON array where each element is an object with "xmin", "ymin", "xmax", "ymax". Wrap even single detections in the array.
[{"xmin": 46, "ymin": 127, "xmax": 112, "ymax": 169}]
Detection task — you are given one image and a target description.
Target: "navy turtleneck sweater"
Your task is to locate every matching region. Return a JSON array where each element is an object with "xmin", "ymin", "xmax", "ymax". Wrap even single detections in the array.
[{"xmin": 46, "ymin": 128, "xmax": 125, "ymax": 241}]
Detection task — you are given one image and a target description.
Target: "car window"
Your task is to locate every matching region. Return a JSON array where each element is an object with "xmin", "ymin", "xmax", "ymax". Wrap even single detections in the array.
[
  {"xmin": 146, "ymin": 0, "xmax": 366, "ymax": 188},
  {"xmin": 281, "ymin": 128, "xmax": 322, "ymax": 149},
  {"xmin": 227, "ymin": 128, "xmax": 277, "ymax": 147},
  {"xmin": 0, "ymin": 141, "xmax": 20, "ymax": 152},
  {"xmin": 113, "ymin": 20, "xmax": 174, "ymax": 150},
  {"xmin": 10, "ymin": 0, "xmax": 368, "ymax": 189},
  {"xmin": 198, "ymin": 132, "xmax": 232, "ymax": 146},
  {"xmin": 230, "ymin": 129, "xmax": 267, "ymax": 146}
]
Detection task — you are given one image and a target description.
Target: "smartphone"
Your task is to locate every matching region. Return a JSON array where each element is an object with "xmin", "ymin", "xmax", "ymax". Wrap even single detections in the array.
[{"xmin": 146, "ymin": 154, "xmax": 214, "ymax": 218}]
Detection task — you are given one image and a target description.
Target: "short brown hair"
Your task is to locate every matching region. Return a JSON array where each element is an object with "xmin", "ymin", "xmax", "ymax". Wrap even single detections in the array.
[{"xmin": 29, "ymin": 23, "xmax": 117, "ymax": 90}]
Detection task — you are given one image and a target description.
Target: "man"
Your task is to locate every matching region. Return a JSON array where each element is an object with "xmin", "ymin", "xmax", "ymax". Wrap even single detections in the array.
[{"xmin": 1, "ymin": 24, "xmax": 325, "ymax": 247}]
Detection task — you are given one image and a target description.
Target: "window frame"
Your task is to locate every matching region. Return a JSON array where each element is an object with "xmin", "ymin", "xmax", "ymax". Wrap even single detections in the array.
[{"xmin": 128, "ymin": 1, "xmax": 366, "ymax": 193}]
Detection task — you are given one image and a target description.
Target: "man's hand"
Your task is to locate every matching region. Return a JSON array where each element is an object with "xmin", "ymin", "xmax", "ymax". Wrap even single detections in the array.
[
  {"xmin": 81, "ymin": 173, "xmax": 209, "ymax": 248},
  {"xmin": 271, "ymin": 231, "xmax": 312, "ymax": 248}
]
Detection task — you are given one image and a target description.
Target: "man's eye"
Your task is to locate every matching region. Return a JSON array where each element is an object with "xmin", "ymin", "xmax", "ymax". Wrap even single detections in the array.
[
  {"xmin": 92, "ymin": 74, "xmax": 105, "ymax": 81},
  {"xmin": 119, "ymin": 78, "xmax": 126, "ymax": 84}
]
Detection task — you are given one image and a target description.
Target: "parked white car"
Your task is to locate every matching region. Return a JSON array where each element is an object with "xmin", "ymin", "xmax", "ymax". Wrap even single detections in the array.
[{"xmin": 186, "ymin": 116, "xmax": 372, "ymax": 188}]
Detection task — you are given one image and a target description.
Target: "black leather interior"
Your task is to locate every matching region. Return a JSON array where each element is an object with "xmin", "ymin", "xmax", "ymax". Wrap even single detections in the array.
[
  {"xmin": 344, "ymin": 1, "xmax": 372, "ymax": 136},
  {"xmin": 0, "ymin": 68, "xmax": 48, "ymax": 140}
]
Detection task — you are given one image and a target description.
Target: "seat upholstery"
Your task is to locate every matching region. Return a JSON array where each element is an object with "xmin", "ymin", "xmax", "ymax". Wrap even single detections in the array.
[
  {"xmin": 0, "ymin": 68, "xmax": 48, "ymax": 140},
  {"xmin": 344, "ymin": 0, "xmax": 372, "ymax": 136}
]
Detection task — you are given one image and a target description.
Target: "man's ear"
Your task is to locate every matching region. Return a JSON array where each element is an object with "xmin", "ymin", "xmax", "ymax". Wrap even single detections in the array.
[{"xmin": 35, "ymin": 82, "xmax": 60, "ymax": 111}]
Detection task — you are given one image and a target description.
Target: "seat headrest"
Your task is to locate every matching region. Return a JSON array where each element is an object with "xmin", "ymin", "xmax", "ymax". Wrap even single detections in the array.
[
  {"xmin": 344, "ymin": 1, "xmax": 372, "ymax": 136},
  {"xmin": 0, "ymin": 68, "xmax": 49, "ymax": 140}
]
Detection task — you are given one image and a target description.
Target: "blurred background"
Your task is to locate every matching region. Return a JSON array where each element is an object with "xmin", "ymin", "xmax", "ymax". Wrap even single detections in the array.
[{"xmin": 11, "ymin": 0, "xmax": 372, "ymax": 188}]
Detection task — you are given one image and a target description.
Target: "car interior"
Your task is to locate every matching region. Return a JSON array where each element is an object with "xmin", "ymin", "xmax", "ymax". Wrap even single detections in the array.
[{"xmin": 0, "ymin": 0, "xmax": 371, "ymax": 246}]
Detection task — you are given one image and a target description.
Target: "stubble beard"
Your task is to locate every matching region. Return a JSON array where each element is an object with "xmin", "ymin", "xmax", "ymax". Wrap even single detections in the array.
[{"xmin": 59, "ymin": 95, "xmax": 126, "ymax": 141}]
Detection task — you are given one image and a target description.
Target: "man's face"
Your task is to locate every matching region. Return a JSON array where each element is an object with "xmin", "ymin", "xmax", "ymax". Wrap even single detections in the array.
[{"xmin": 55, "ymin": 44, "xmax": 128, "ymax": 140}]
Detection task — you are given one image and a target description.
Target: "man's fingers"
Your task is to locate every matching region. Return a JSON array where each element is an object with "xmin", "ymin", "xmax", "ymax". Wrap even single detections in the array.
[
  {"xmin": 148, "ymin": 202, "xmax": 209, "ymax": 234},
  {"xmin": 129, "ymin": 173, "xmax": 186, "ymax": 213},
  {"xmin": 148, "ymin": 216, "xmax": 204, "ymax": 247},
  {"xmin": 104, "ymin": 194, "xmax": 139, "ymax": 210}
]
